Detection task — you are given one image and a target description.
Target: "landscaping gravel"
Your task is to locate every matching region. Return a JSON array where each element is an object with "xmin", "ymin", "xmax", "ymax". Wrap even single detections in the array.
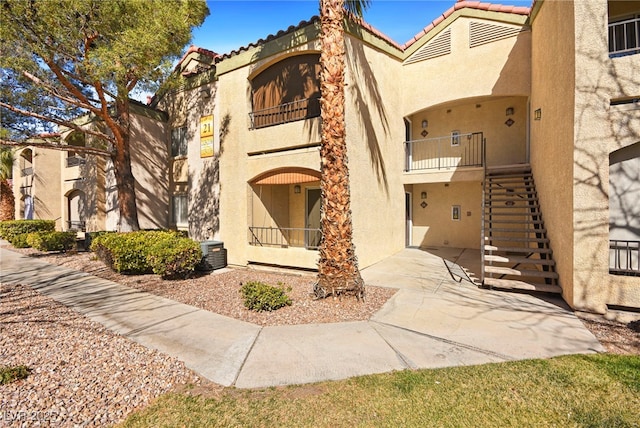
[
  {"xmin": 16, "ymin": 250, "xmax": 397, "ymax": 326},
  {"xmin": 0, "ymin": 283, "xmax": 201, "ymax": 427}
]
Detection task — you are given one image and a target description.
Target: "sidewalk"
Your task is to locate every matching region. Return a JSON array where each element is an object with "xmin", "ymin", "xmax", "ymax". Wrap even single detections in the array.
[{"xmin": 0, "ymin": 245, "xmax": 604, "ymax": 389}]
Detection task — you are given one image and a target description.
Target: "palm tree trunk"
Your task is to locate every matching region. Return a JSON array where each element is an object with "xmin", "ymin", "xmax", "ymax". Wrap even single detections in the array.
[
  {"xmin": 0, "ymin": 179, "xmax": 15, "ymax": 221},
  {"xmin": 314, "ymin": 0, "xmax": 364, "ymax": 300}
]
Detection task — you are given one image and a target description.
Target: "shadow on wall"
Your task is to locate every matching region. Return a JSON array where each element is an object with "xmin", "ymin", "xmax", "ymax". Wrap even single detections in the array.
[
  {"xmin": 188, "ymin": 113, "xmax": 231, "ymax": 241},
  {"xmin": 491, "ymin": 30, "xmax": 531, "ymax": 96},
  {"xmin": 131, "ymin": 116, "xmax": 170, "ymax": 230},
  {"xmin": 571, "ymin": 1, "xmax": 640, "ymax": 307},
  {"xmin": 609, "ymin": 142, "xmax": 640, "ymax": 240},
  {"xmin": 345, "ymin": 32, "xmax": 390, "ymax": 195}
]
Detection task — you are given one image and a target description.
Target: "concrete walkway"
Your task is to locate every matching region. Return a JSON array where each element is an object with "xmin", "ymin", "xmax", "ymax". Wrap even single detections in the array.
[{"xmin": 0, "ymin": 245, "xmax": 604, "ymax": 389}]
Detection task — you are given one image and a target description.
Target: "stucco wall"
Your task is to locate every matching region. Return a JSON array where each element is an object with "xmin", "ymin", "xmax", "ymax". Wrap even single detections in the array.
[
  {"xmin": 343, "ymin": 33, "xmax": 407, "ymax": 269},
  {"xmin": 532, "ymin": 0, "xmax": 640, "ymax": 312},
  {"xmin": 530, "ymin": 0, "xmax": 577, "ymax": 306},
  {"xmin": 571, "ymin": 0, "xmax": 640, "ymax": 311},
  {"xmin": 402, "ymin": 14, "xmax": 531, "ymax": 116},
  {"xmin": 411, "ymin": 181, "xmax": 482, "ymax": 249}
]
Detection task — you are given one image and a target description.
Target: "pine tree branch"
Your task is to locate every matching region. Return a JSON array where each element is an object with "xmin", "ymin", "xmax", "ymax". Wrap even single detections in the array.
[{"xmin": 0, "ymin": 138, "xmax": 112, "ymax": 158}]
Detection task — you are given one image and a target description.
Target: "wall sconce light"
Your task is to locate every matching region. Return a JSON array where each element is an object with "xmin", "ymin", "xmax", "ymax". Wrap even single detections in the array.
[
  {"xmin": 506, "ymin": 107, "xmax": 514, "ymax": 116},
  {"xmin": 534, "ymin": 108, "xmax": 542, "ymax": 120},
  {"xmin": 421, "ymin": 191, "xmax": 427, "ymax": 199},
  {"xmin": 200, "ymin": 87, "xmax": 211, "ymax": 99},
  {"xmin": 294, "ymin": 184, "xmax": 301, "ymax": 194},
  {"xmin": 421, "ymin": 119, "xmax": 428, "ymax": 128}
]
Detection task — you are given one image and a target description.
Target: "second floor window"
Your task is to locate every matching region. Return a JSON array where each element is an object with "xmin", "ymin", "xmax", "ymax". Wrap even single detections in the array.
[{"xmin": 171, "ymin": 127, "xmax": 187, "ymax": 157}]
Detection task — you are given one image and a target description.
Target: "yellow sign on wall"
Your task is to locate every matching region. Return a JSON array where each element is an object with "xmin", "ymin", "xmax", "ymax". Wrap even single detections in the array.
[
  {"xmin": 200, "ymin": 115, "xmax": 214, "ymax": 158},
  {"xmin": 200, "ymin": 115, "xmax": 214, "ymax": 137},
  {"xmin": 200, "ymin": 136, "xmax": 214, "ymax": 158}
]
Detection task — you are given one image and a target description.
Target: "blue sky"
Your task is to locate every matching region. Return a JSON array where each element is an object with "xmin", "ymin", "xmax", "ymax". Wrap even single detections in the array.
[{"xmin": 191, "ymin": 0, "xmax": 533, "ymax": 55}]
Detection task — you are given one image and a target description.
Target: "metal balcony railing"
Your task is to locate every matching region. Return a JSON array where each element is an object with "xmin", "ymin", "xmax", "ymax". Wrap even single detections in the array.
[
  {"xmin": 249, "ymin": 96, "xmax": 320, "ymax": 129},
  {"xmin": 404, "ymin": 132, "xmax": 484, "ymax": 172},
  {"xmin": 609, "ymin": 16, "xmax": 640, "ymax": 56},
  {"xmin": 66, "ymin": 155, "xmax": 86, "ymax": 167},
  {"xmin": 610, "ymin": 240, "xmax": 640, "ymax": 276},
  {"xmin": 249, "ymin": 226, "xmax": 321, "ymax": 249},
  {"xmin": 67, "ymin": 220, "xmax": 86, "ymax": 231}
]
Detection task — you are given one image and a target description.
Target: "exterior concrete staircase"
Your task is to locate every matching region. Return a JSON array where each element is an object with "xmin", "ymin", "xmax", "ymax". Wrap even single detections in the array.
[{"xmin": 482, "ymin": 165, "xmax": 561, "ymax": 294}]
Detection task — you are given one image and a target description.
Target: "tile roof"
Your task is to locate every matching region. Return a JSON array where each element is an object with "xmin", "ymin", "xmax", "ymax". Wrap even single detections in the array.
[
  {"xmin": 401, "ymin": 1, "xmax": 531, "ymax": 50},
  {"xmin": 217, "ymin": 16, "xmax": 321, "ymax": 61},
  {"xmin": 175, "ymin": 1, "xmax": 531, "ymax": 75}
]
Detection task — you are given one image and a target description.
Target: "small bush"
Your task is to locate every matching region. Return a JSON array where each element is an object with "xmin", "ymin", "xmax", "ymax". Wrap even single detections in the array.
[
  {"xmin": 91, "ymin": 230, "xmax": 202, "ymax": 278},
  {"xmin": 147, "ymin": 237, "xmax": 202, "ymax": 279},
  {"xmin": 9, "ymin": 233, "xmax": 31, "ymax": 248},
  {"xmin": 0, "ymin": 219, "xmax": 55, "ymax": 242},
  {"xmin": 240, "ymin": 281, "xmax": 292, "ymax": 312},
  {"xmin": 0, "ymin": 365, "xmax": 31, "ymax": 385},
  {"xmin": 26, "ymin": 231, "xmax": 77, "ymax": 252}
]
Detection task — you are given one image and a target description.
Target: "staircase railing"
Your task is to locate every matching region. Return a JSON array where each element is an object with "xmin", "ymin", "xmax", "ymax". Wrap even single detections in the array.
[{"xmin": 480, "ymin": 136, "xmax": 487, "ymax": 286}]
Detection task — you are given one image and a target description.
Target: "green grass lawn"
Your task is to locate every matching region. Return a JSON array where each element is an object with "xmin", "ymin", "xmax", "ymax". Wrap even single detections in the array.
[{"xmin": 120, "ymin": 354, "xmax": 640, "ymax": 428}]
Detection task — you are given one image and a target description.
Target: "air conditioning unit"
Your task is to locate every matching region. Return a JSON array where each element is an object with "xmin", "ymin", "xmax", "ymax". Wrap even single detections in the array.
[{"xmin": 198, "ymin": 240, "xmax": 227, "ymax": 271}]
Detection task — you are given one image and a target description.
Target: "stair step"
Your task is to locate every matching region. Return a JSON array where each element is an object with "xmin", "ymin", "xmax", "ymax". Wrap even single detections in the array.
[
  {"xmin": 484, "ymin": 245, "xmax": 552, "ymax": 254},
  {"xmin": 487, "ymin": 227, "xmax": 547, "ymax": 233},
  {"xmin": 484, "ymin": 219, "xmax": 544, "ymax": 227},
  {"xmin": 485, "ymin": 165, "xmax": 531, "ymax": 175},
  {"xmin": 487, "ymin": 173, "xmax": 533, "ymax": 179},
  {"xmin": 488, "ymin": 184, "xmax": 535, "ymax": 189},
  {"xmin": 487, "ymin": 197, "xmax": 539, "ymax": 202},
  {"xmin": 483, "ymin": 278, "xmax": 562, "ymax": 294},
  {"xmin": 484, "ymin": 254, "xmax": 556, "ymax": 266},
  {"xmin": 485, "ymin": 219, "xmax": 545, "ymax": 225},
  {"xmin": 486, "ymin": 236, "xmax": 549, "ymax": 243},
  {"xmin": 485, "ymin": 205, "xmax": 539, "ymax": 210},
  {"xmin": 484, "ymin": 266, "xmax": 558, "ymax": 279},
  {"xmin": 487, "ymin": 190, "xmax": 537, "ymax": 197}
]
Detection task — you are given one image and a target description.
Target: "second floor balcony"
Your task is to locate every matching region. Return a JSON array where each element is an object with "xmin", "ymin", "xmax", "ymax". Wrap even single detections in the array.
[
  {"xmin": 66, "ymin": 155, "xmax": 86, "ymax": 168},
  {"xmin": 609, "ymin": 15, "xmax": 640, "ymax": 57},
  {"xmin": 404, "ymin": 132, "xmax": 485, "ymax": 172},
  {"xmin": 249, "ymin": 96, "xmax": 321, "ymax": 130}
]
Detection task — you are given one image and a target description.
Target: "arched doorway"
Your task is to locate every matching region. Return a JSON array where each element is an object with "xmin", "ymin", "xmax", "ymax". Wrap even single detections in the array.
[{"xmin": 248, "ymin": 167, "xmax": 321, "ymax": 249}]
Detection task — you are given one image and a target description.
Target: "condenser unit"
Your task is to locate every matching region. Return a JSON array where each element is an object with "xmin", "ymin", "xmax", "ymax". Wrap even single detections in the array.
[{"xmin": 198, "ymin": 240, "xmax": 227, "ymax": 271}]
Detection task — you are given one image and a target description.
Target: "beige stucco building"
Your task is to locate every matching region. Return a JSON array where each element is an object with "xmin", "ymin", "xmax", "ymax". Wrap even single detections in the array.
[
  {"xmin": 12, "ymin": 103, "xmax": 169, "ymax": 232},
  {"xmin": 152, "ymin": 0, "xmax": 638, "ymax": 315},
  {"xmin": 14, "ymin": 0, "xmax": 639, "ymax": 316}
]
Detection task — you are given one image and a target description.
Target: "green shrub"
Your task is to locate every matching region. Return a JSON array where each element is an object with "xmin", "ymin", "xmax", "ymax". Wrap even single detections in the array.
[
  {"xmin": 9, "ymin": 233, "xmax": 31, "ymax": 248},
  {"xmin": 91, "ymin": 231, "xmax": 151, "ymax": 274},
  {"xmin": 0, "ymin": 219, "xmax": 55, "ymax": 242},
  {"xmin": 240, "ymin": 281, "xmax": 292, "ymax": 312},
  {"xmin": 26, "ymin": 231, "xmax": 77, "ymax": 252},
  {"xmin": 91, "ymin": 230, "xmax": 202, "ymax": 278},
  {"xmin": 147, "ymin": 237, "xmax": 202, "ymax": 279},
  {"xmin": 0, "ymin": 365, "xmax": 31, "ymax": 385}
]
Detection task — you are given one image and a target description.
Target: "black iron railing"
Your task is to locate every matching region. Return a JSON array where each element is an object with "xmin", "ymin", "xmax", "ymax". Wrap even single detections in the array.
[
  {"xmin": 249, "ymin": 226, "xmax": 321, "ymax": 249},
  {"xmin": 66, "ymin": 156, "xmax": 86, "ymax": 167},
  {"xmin": 249, "ymin": 96, "xmax": 320, "ymax": 129},
  {"xmin": 610, "ymin": 240, "xmax": 640, "ymax": 276},
  {"xmin": 404, "ymin": 132, "xmax": 484, "ymax": 172},
  {"xmin": 67, "ymin": 221, "xmax": 86, "ymax": 231}
]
